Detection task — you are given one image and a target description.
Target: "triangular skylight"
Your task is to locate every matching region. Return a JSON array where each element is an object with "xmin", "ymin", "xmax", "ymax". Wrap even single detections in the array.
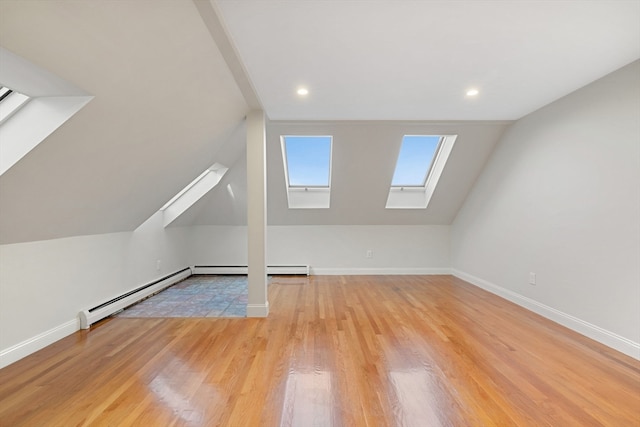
[
  {"xmin": 281, "ymin": 135, "xmax": 332, "ymax": 208},
  {"xmin": 386, "ymin": 134, "xmax": 457, "ymax": 209}
]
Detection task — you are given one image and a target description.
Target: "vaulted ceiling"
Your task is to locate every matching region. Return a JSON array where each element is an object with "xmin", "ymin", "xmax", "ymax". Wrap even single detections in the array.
[
  {"xmin": 0, "ymin": 0, "xmax": 638, "ymax": 242},
  {"xmin": 0, "ymin": 0, "xmax": 247, "ymax": 243}
]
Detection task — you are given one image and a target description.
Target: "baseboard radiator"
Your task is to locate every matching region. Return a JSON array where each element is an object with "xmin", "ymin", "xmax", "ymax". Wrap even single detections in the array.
[
  {"xmin": 79, "ymin": 267, "xmax": 192, "ymax": 329},
  {"xmin": 192, "ymin": 265, "xmax": 309, "ymax": 276}
]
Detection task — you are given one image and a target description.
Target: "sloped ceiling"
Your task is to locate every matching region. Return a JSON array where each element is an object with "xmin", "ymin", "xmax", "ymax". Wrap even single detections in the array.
[{"xmin": 0, "ymin": 0, "xmax": 248, "ymax": 244}]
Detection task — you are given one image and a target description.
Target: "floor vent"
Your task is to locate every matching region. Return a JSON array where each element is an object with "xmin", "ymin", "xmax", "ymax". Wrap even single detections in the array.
[
  {"xmin": 192, "ymin": 265, "xmax": 310, "ymax": 276},
  {"xmin": 79, "ymin": 267, "xmax": 192, "ymax": 329}
]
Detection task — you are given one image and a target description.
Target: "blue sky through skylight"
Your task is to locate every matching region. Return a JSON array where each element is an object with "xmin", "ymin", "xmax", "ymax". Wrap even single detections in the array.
[
  {"xmin": 391, "ymin": 135, "xmax": 441, "ymax": 186},
  {"xmin": 284, "ymin": 136, "xmax": 332, "ymax": 186}
]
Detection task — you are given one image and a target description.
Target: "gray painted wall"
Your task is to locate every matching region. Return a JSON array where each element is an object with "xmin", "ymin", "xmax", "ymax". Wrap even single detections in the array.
[
  {"xmin": 172, "ymin": 120, "xmax": 510, "ymax": 227},
  {"xmin": 189, "ymin": 225, "xmax": 450, "ymax": 274},
  {"xmin": 266, "ymin": 121, "xmax": 509, "ymax": 225}
]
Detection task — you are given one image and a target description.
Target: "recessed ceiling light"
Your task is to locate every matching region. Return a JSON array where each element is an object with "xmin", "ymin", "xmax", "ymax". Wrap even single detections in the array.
[
  {"xmin": 466, "ymin": 89, "xmax": 479, "ymax": 97},
  {"xmin": 297, "ymin": 87, "xmax": 309, "ymax": 96}
]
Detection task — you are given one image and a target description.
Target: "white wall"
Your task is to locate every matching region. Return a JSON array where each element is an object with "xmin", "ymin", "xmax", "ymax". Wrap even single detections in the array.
[
  {"xmin": 190, "ymin": 225, "xmax": 450, "ymax": 274},
  {"xmin": 190, "ymin": 225, "xmax": 248, "ymax": 265},
  {"xmin": 0, "ymin": 212, "xmax": 192, "ymax": 368},
  {"xmin": 451, "ymin": 61, "xmax": 640, "ymax": 358}
]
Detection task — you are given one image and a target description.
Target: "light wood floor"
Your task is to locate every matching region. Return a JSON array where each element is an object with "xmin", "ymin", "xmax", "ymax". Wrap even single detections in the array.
[{"xmin": 1, "ymin": 275, "xmax": 638, "ymax": 426}]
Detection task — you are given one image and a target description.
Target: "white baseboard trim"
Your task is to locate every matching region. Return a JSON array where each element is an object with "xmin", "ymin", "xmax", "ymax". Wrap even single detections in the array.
[
  {"xmin": 246, "ymin": 302, "xmax": 269, "ymax": 317},
  {"xmin": 79, "ymin": 267, "xmax": 192, "ymax": 329},
  {"xmin": 0, "ymin": 319, "xmax": 79, "ymax": 369},
  {"xmin": 192, "ymin": 265, "xmax": 309, "ymax": 275},
  {"xmin": 310, "ymin": 267, "xmax": 451, "ymax": 275},
  {"xmin": 452, "ymin": 269, "xmax": 640, "ymax": 360}
]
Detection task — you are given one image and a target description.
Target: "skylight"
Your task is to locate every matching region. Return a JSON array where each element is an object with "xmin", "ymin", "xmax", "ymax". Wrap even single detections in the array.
[
  {"xmin": 281, "ymin": 135, "xmax": 332, "ymax": 208},
  {"xmin": 0, "ymin": 47, "xmax": 93, "ymax": 176},
  {"xmin": 159, "ymin": 163, "xmax": 228, "ymax": 227},
  {"xmin": 391, "ymin": 135, "xmax": 442, "ymax": 187},
  {"xmin": 0, "ymin": 86, "xmax": 30, "ymax": 125},
  {"xmin": 0, "ymin": 86, "xmax": 10, "ymax": 100},
  {"xmin": 386, "ymin": 134, "xmax": 457, "ymax": 209},
  {"xmin": 283, "ymin": 135, "xmax": 332, "ymax": 187}
]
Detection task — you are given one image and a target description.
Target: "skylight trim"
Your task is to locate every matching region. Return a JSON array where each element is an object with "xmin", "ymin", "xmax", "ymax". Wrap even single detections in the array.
[
  {"xmin": 159, "ymin": 168, "xmax": 210, "ymax": 211},
  {"xmin": 0, "ymin": 87, "xmax": 12, "ymax": 101},
  {"xmin": 0, "ymin": 86, "xmax": 30, "ymax": 126},
  {"xmin": 391, "ymin": 135, "xmax": 443, "ymax": 188},
  {"xmin": 0, "ymin": 48, "xmax": 94, "ymax": 176},
  {"xmin": 386, "ymin": 134, "xmax": 457, "ymax": 209},
  {"xmin": 160, "ymin": 163, "xmax": 229, "ymax": 227}
]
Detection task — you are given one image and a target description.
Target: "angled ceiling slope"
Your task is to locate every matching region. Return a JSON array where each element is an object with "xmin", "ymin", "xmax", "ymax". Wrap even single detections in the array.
[{"xmin": 0, "ymin": 0, "xmax": 249, "ymax": 244}]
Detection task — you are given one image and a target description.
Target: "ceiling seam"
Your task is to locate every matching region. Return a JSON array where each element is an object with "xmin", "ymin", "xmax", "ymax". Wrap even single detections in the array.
[{"xmin": 192, "ymin": 0, "xmax": 263, "ymax": 112}]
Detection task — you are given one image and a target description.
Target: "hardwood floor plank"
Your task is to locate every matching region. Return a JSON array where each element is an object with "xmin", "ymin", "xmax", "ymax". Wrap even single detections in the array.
[{"xmin": 1, "ymin": 275, "xmax": 638, "ymax": 426}]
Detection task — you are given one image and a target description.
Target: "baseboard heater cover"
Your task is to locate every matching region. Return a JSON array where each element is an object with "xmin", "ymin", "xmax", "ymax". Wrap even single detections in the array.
[
  {"xmin": 193, "ymin": 265, "xmax": 310, "ymax": 276},
  {"xmin": 79, "ymin": 267, "xmax": 192, "ymax": 329}
]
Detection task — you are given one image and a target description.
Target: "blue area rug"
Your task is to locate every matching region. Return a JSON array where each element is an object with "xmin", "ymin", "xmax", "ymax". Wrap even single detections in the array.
[{"xmin": 116, "ymin": 275, "xmax": 248, "ymax": 318}]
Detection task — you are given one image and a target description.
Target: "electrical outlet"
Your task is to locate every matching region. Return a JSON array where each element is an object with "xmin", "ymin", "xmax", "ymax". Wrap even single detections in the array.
[
  {"xmin": 156, "ymin": 260, "xmax": 161, "ymax": 271},
  {"xmin": 529, "ymin": 272, "xmax": 536, "ymax": 285},
  {"xmin": 366, "ymin": 250, "xmax": 373, "ymax": 259}
]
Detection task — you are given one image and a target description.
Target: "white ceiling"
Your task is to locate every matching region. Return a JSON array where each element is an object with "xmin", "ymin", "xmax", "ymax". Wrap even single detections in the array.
[{"xmin": 216, "ymin": 0, "xmax": 640, "ymax": 121}]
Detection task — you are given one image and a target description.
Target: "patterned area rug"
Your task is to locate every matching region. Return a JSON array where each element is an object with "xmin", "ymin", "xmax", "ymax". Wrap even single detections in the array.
[{"xmin": 115, "ymin": 275, "xmax": 248, "ymax": 318}]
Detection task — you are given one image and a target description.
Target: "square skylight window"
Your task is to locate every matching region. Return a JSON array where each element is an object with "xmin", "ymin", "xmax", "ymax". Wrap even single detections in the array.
[
  {"xmin": 386, "ymin": 134, "xmax": 457, "ymax": 209},
  {"xmin": 281, "ymin": 135, "xmax": 333, "ymax": 208},
  {"xmin": 391, "ymin": 135, "xmax": 442, "ymax": 187},
  {"xmin": 283, "ymin": 136, "xmax": 332, "ymax": 187}
]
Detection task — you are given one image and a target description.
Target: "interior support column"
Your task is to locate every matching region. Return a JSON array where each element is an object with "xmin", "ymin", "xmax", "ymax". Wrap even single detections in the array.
[{"xmin": 246, "ymin": 110, "xmax": 269, "ymax": 317}]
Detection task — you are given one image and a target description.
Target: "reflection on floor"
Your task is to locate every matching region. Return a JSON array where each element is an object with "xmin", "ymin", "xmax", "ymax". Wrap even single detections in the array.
[{"xmin": 116, "ymin": 275, "xmax": 248, "ymax": 318}]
